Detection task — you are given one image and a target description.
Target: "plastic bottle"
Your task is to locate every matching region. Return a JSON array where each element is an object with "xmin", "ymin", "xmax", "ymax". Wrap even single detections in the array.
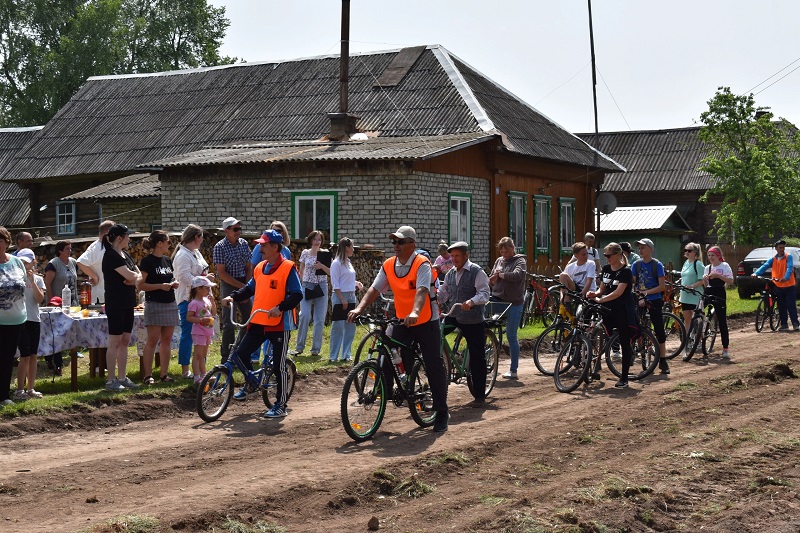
[
  {"xmin": 80, "ymin": 278, "xmax": 92, "ymax": 307},
  {"xmin": 390, "ymin": 348, "xmax": 406, "ymax": 383},
  {"xmin": 61, "ymin": 285, "xmax": 71, "ymax": 313}
]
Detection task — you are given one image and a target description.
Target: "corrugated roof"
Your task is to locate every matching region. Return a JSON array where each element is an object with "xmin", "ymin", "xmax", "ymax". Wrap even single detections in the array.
[
  {"xmin": 599, "ymin": 205, "xmax": 692, "ymax": 232},
  {"xmin": 143, "ymin": 132, "xmax": 495, "ymax": 168},
  {"xmin": 0, "ymin": 127, "xmax": 42, "ymax": 226},
  {"xmin": 5, "ymin": 45, "xmax": 622, "ymax": 183},
  {"xmin": 578, "ymin": 127, "xmax": 712, "ymax": 192},
  {"xmin": 62, "ymin": 173, "xmax": 159, "ymax": 200}
]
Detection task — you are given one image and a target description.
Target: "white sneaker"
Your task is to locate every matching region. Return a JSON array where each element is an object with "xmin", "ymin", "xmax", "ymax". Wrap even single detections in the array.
[
  {"xmin": 721, "ymin": 349, "xmax": 730, "ymax": 359},
  {"xmin": 2, "ymin": 399, "xmax": 14, "ymax": 406},
  {"xmin": 502, "ymin": 371, "xmax": 518, "ymax": 379},
  {"xmin": 12, "ymin": 390, "xmax": 28, "ymax": 401},
  {"xmin": 26, "ymin": 389, "xmax": 43, "ymax": 399},
  {"xmin": 288, "ymin": 348, "xmax": 302, "ymax": 356}
]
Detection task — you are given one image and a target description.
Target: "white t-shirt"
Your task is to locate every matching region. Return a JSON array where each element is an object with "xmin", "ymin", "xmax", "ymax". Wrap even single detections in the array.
[
  {"xmin": 77, "ymin": 240, "xmax": 106, "ymax": 304},
  {"xmin": 24, "ymin": 274, "xmax": 45, "ymax": 322},
  {"xmin": 564, "ymin": 260, "xmax": 597, "ymax": 291},
  {"xmin": 705, "ymin": 262, "xmax": 733, "ymax": 288}
]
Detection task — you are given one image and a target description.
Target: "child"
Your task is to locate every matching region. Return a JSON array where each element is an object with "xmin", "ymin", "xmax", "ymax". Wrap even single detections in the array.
[
  {"xmin": 187, "ymin": 276, "xmax": 217, "ymax": 384},
  {"xmin": 15, "ymin": 249, "xmax": 45, "ymax": 399}
]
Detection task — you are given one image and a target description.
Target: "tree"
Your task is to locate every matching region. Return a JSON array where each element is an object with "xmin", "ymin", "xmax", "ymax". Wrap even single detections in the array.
[
  {"xmin": 0, "ymin": 0, "xmax": 233, "ymax": 127},
  {"xmin": 698, "ymin": 87, "xmax": 800, "ymax": 245}
]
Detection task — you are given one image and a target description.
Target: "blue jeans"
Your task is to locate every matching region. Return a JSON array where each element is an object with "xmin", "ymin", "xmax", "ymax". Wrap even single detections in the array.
[
  {"xmin": 178, "ymin": 300, "xmax": 192, "ymax": 366},
  {"xmin": 775, "ymin": 284, "xmax": 799, "ymax": 328},
  {"xmin": 504, "ymin": 303, "xmax": 523, "ymax": 372},
  {"xmin": 296, "ymin": 282, "xmax": 328, "ymax": 354},
  {"xmin": 329, "ymin": 291, "xmax": 356, "ymax": 361}
]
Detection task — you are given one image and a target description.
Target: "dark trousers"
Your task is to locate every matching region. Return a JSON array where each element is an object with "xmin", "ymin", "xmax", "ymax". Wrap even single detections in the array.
[
  {"xmin": 0, "ymin": 324, "xmax": 23, "ymax": 401},
  {"xmin": 605, "ymin": 308, "xmax": 636, "ymax": 379},
  {"xmin": 220, "ymin": 279, "xmax": 252, "ymax": 362},
  {"xmin": 231, "ymin": 327, "xmax": 291, "ymax": 407},
  {"xmin": 775, "ymin": 284, "xmax": 799, "ymax": 328},
  {"xmin": 646, "ymin": 297, "xmax": 666, "ymax": 343},
  {"xmin": 445, "ymin": 318, "xmax": 486, "ymax": 400},
  {"xmin": 388, "ymin": 319, "xmax": 448, "ymax": 413},
  {"xmin": 706, "ymin": 286, "xmax": 729, "ymax": 349}
]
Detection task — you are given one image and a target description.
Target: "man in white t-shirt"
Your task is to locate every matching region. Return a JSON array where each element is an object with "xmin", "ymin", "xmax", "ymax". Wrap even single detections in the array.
[
  {"xmin": 568, "ymin": 232, "xmax": 601, "ymax": 275},
  {"xmin": 560, "ymin": 242, "xmax": 596, "ymax": 297},
  {"xmin": 77, "ymin": 220, "xmax": 114, "ymax": 304}
]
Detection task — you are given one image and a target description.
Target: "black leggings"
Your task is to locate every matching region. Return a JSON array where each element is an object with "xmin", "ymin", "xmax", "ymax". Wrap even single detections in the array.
[{"xmin": 705, "ymin": 286, "xmax": 729, "ymax": 349}]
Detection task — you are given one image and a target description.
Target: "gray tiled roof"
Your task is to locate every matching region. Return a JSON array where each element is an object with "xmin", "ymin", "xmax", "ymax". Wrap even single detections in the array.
[
  {"xmin": 578, "ymin": 127, "xmax": 714, "ymax": 193},
  {"xmin": 143, "ymin": 132, "xmax": 495, "ymax": 168},
  {"xmin": 598, "ymin": 205, "xmax": 691, "ymax": 232},
  {"xmin": 62, "ymin": 173, "xmax": 159, "ymax": 200},
  {"xmin": 6, "ymin": 45, "xmax": 622, "ymax": 183},
  {"xmin": 0, "ymin": 127, "xmax": 42, "ymax": 226}
]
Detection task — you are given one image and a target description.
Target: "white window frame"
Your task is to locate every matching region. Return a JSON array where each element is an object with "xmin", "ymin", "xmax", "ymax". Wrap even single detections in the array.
[
  {"xmin": 508, "ymin": 191, "xmax": 527, "ymax": 254},
  {"xmin": 448, "ymin": 192, "xmax": 472, "ymax": 245},
  {"xmin": 291, "ymin": 191, "xmax": 338, "ymax": 241},
  {"xmin": 559, "ymin": 198, "xmax": 576, "ymax": 255},
  {"xmin": 56, "ymin": 201, "xmax": 77, "ymax": 236},
  {"xmin": 533, "ymin": 195, "xmax": 551, "ymax": 255}
]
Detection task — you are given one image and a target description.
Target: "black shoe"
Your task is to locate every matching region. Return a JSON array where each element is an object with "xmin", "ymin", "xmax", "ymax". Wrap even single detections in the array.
[
  {"xmin": 433, "ymin": 411, "xmax": 450, "ymax": 432},
  {"xmin": 54, "ymin": 367, "xmax": 63, "ymax": 376},
  {"xmin": 470, "ymin": 397, "xmax": 485, "ymax": 407},
  {"xmin": 591, "ymin": 372, "xmax": 601, "ymax": 381},
  {"xmin": 614, "ymin": 380, "xmax": 628, "ymax": 389},
  {"xmin": 659, "ymin": 364, "xmax": 670, "ymax": 375}
]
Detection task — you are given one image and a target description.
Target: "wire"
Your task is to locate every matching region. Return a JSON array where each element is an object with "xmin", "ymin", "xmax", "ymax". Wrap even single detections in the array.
[
  {"xmin": 596, "ymin": 67, "xmax": 631, "ymax": 131},
  {"xmin": 24, "ymin": 202, "xmax": 158, "ymax": 232},
  {"xmin": 534, "ymin": 62, "xmax": 591, "ymax": 106},
  {"xmin": 753, "ymin": 62, "xmax": 800, "ymax": 97},
  {"xmin": 743, "ymin": 56, "xmax": 800, "ymax": 95}
]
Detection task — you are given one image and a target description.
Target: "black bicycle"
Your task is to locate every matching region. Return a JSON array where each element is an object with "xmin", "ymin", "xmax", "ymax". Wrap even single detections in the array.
[
  {"xmin": 677, "ymin": 286, "xmax": 721, "ymax": 361},
  {"xmin": 341, "ymin": 315, "xmax": 439, "ymax": 442},
  {"xmin": 754, "ymin": 276, "xmax": 779, "ymax": 333}
]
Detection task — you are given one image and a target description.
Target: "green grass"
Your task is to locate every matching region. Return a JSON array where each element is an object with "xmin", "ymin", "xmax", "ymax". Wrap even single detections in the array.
[{"xmin": 726, "ymin": 286, "xmax": 759, "ymax": 316}]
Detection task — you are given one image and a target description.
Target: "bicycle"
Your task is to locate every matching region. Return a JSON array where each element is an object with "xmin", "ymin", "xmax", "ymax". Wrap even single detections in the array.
[
  {"xmin": 352, "ymin": 292, "xmax": 394, "ymax": 364},
  {"xmin": 634, "ymin": 291, "xmax": 686, "ymax": 360},
  {"xmin": 532, "ymin": 287, "xmax": 575, "ymax": 376},
  {"xmin": 439, "ymin": 303, "xmax": 500, "ymax": 398},
  {"xmin": 520, "ymin": 273, "xmax": 558, "ymax": 328},
  {"xmin": 196, "ymin": 303, "xmax": 297, "ymax": 422},
  {"xmin": 340, "ymin": 315, "xmax": 439, "ymax": 442},
  {"xmin": 677, "ymin": 286, "xmax": 720, "ymax": 361},
  {"xmin": 754, "ymin": 276, "xmax": 779, "ymax": 333}
]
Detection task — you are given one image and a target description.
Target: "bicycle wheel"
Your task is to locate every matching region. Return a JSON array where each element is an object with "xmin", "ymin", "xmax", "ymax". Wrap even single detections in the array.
[
  {"xmin": 554, "ymin": 334, "xmax": 591, "ymax": 393},
  {"xmin": 407, "ymin": 359, "xmax": 437, "ymax": 427},
  {"xmin": 755, "ymin": 297, "xmax": 767, "ymax": 332},
  {"xmin": 465, "ymin": 329, "xmax": 500, "ymax": 398},
  {"xmin": 543, "ymin": 289, "xmax": 560, "ymax": 327},
  {"xmin": 261, "ymin": 358, "xmax": 297, "ymax": 408},
  {"xmin": 663, "ymin": 311, "xmax": 687, "ymax": 360},
  {"xmin": 520, "ymin": 291, "xmax": 533, "ymax": 329},
  {"xmin": 702, "ymin": 312, "xmax": 719, "ymax": 355},
  {"xmin": 532, "ymin": 321, "xmax": 570, "ymax": 376},
  {"xmin": 353, "ymin": 328, "xmax": 382, "ymax": 364},
  {"xmin": 605, "ymin": 329, "xmax": 658, "ymax": 380},
  {"xmin": 196, "ymin": 365, "xmax": 233, "ymax": 423},
  {"xmin": 683, "ymin": 316, "xmax": 702, "ymax": 361},
  {"xmin": 769, "ymin": 297, "xmax": 779, "ymax": 331},
  {"xmin": 341, "ymin": 360, "xmax": 387, "ymax": 442}
]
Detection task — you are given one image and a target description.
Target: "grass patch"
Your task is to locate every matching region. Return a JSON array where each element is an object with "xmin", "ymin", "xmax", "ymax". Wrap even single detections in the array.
[
  {"xmin": 726, "ymin": 286, "xmax": 759, "ymax": 316},
  {"xmin": 480, "ymin": 494, "xmax": 508, "ymax": 506},
  {"xmin": 749, "ymin": 476, "xmax": 793, "ymax": 491},
  {"xmin": 655, "ymin": 416, "xmax": 682, "ymax": 433},
  {"xmin": 688, "ymin": 451, "xmax": 723, "ymax": 462},
  {"xmin": 99, "ymin": 514, "xmax": 159, "ymax": 533},
  {"xmin": 552, "ymin": 507, "xmax": 579, "ymax": 523},
  {"xmin": 392, "ymin": 473, "xmax": 433, "ymax": 498},
  {"xmin": 220, "ymin": 518, "xmax": 286, "ymax": 533},
  {"xmin": 422, "ymin": 452, "xmax": 471, "ymax": 467},
  {"xmin": 576, "ymin": 433, "xmax": 603, "ymax": 444},
  {"xmin": 673, "ymin": 380, "xmax": 698, "ymax": 391}
]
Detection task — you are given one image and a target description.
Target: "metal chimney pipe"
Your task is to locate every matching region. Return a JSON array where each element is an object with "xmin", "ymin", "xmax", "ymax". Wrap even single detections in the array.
[{"xmin": 339, "ymin": 0, "xmax": 350, "ymax": 113}]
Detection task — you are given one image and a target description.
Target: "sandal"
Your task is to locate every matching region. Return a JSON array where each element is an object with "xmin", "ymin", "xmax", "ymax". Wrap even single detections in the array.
[
  {"xmin": 143, "ymin": 376, "xmax": 155, "ymax": 385},
  {"xmin": 159, "ymin": 375, "xmax": 175, "ymax": 383}
]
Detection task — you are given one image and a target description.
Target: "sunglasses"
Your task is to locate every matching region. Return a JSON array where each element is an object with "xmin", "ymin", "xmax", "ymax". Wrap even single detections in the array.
[
  {"xmin": 392, "ymin": 239, "xmax": 412, "ymax": 245},
  {"xmin": 603, "ymin": 252, "xmax": 618, "ymax": 258},
  {"xmin": 229, "ymin": 227, "xmax": 242, "ymax": 232},
  {"xmin": 684, "ymin": 249, "xmax": 694, "ymax": 253}
]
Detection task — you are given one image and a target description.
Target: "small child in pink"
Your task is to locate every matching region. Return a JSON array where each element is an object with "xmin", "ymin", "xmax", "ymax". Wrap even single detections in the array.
[{"xmin": 187, "ymin": 276, "xmax": 217, "ymax": 384}]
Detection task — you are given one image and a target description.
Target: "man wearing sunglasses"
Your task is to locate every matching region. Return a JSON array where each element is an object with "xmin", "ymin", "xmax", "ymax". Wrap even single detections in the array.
[
  {"xmin": 213, "ymin": 216, "xmax": 254, "ymax": 364},
  {"xmin": 349, "ymin": 225, "xmax": 450, "ymax": 433}
]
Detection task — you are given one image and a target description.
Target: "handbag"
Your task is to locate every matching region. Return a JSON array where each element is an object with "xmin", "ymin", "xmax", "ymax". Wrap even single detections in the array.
[{"xmin": 304, "ymin": 284, "xmax": 324, "ymax": 300}]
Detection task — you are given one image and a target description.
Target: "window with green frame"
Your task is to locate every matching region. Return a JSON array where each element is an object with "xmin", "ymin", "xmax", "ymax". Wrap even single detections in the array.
[
  {"xmin": 449, "ymin": 192, "xmax": 471, "ymax": 244},
  {"xmin": 291, "ymin": 191, "xmax": 338, "ymax": 242},
  {"xmin": 533, "ymin": 195, "xmax": 551, "ymax": 255},
  {"xmin": 508, "ymin": 191, "xmax": 526, "ymax": 253},
  {"xmin": 559, "ymin": 198, "xmax": 575, "ymax": 254}
]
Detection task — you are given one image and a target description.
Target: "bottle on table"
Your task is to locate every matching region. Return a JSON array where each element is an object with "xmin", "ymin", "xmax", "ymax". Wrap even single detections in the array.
[{"xmin": 61, "ymin": 286, "xmax": 71, "ymax": 313}]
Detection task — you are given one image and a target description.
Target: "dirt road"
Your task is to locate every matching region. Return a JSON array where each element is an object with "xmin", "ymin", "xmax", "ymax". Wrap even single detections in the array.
[{"xmin": 1, "ymin": 319, "xmax": 800, "ymax": 532}]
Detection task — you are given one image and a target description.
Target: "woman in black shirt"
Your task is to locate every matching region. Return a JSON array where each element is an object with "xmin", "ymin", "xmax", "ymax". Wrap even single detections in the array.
[
  {"xmin": 101, "ymin": 224, "xmax": 141, "ymax": 391},
  {"xmin": 138, "ymin": 230, "xmax": 180, "ymax": 384},
  {"xmin": 588, "ymin": 242, "xmax": 637, "ymax": 389}
]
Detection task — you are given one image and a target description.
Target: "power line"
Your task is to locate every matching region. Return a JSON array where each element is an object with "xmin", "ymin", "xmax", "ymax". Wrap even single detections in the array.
[
  {"xmin": 596, "ymin": 67, "xmax": 631, "ymax": 131},
  {"xmin": 743, "ymin": 56, "xmax": 800, "ymax": 95},
  {"xmin": 534, "ymin": 62, "xmax": 591, "ymax": 106},
  {"xmin": 753, "ymin": 62, "xmax": 800, "ymax": 97}
]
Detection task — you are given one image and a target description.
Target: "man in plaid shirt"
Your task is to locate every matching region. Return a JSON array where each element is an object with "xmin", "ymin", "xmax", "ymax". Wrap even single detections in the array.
[{"xmin": 213, "ymin": 217, "xmax": 253, "ymax": 363}]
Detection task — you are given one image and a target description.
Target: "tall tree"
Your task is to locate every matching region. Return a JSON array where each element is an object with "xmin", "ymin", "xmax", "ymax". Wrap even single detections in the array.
[
  {"xmin": 0, "ymin": 0, "xmax": 233, "ymax": 127},
  {"xmin": 698, "ymin": 87, "xmax": 800, "ymax": 245}
]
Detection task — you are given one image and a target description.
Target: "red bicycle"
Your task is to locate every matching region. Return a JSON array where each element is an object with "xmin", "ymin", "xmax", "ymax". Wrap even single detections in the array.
[{"xmin": 520, "ymin": 273, "xmax": 559, "ymax": 328}]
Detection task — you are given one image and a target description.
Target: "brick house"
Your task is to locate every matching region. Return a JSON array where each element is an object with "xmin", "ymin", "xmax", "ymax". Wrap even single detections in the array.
[{"xmin": 2, "ymin": 45, "xmax": 622, "ymax": 266}]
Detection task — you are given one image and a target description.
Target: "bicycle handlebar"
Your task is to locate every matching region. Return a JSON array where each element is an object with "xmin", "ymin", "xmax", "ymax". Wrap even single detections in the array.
[
  {"xmin": 440, "ymin": 302, "xmax": 464, "ymax": 318},
  {"xmin": 226, "ymin": 300, "xmax": 272, "ymax": 328}
]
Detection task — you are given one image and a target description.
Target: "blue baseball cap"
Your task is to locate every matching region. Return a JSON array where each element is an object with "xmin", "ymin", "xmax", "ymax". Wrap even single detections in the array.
[{"xmin": 255, "ymin": 229, "xmax": 283, "ymax": 245}]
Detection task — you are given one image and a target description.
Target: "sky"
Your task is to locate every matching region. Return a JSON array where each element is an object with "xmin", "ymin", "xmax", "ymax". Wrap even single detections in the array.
[{"xmin": 208, "ymin": 0, "xmax": 800, "ymax": 134}]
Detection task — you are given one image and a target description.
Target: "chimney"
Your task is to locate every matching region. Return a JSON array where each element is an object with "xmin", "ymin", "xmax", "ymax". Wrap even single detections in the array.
[{"xmin": 329, "ymin": 0, "xmax": 359, "ymax": 141}]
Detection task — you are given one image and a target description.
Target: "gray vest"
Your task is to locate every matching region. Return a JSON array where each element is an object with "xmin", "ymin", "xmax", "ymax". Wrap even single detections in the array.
[{"xmin": 444, "ymin": 263, "xmax": 484, "ymax": 324}]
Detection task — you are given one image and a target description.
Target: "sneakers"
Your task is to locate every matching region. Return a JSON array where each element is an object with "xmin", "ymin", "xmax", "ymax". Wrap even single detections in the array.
[
  {"xmin": 682, "ymin": 349, "xmax": 691, "ymax": 362},
  {"xmin": 779, "ymin": 325, "xmax": 790, "ymax": 331},
  {"xmin": 311, "ymin": 352, "xmax": 320, "ymax": 357},
  {"xmin": 502, "ymin": 370, "xmax": 518, "ymax": 379},
  {"xmin": 26, "ymin": 389, "xmax": 43, "ymax": 399},
  {"xmin": 182, "ymin": 370, "xmax": 194, "ymax": 380},
  {"xmin": 614, "ymin": 380, "xmax": 629, "ymax": 389},
  {"xmin": 794, "ymin": 324, "xmax": 800, "ymax": 331},
  {"xmin": 264, "ymin": 404, "xmax": 288, "ymax": 418},
  {"xmin": 233, "ymin": 387, "xmax": 249, "ymax": 401},
  {"xmin": 721, "ymin": 349, "xmax": 730, "ymax": 359},
  {"xmin": 117, "ymin": 376, "xmax": 139, "ymax": 389},
  {"xmin": 142, "ymin": 376, "xmax": 155, "ymax": 385},
  {"xmin": 659, "ymin": 361, "xmax": 670, "ymax": 375},
  {"xmin": 2, "ymin": 399, "xmax": 13, "ymax": 406},
  {"xmin": 12, "ymin": 390, "xmax": 28, "ymax": 401},
  {"xmin": 287, "ymin": 349, "xmax": 302, "ymax": 356},
  {"xmin": 433, "ymin": 411, "xmax": 450, "ymax": 432},
  {"xmin": 105, "ymin": 379, "xmax": 125, "ymax": 391}
]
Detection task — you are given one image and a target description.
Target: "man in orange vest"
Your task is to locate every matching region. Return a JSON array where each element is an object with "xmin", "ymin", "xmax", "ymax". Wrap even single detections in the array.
[
  {"xmin": 753, "ymin": 239, "xmax": 799, "ymax": 331},
  {"xmin": 349, "ymin": 225, "xmax": 449, "ymax": 433},
  {"xmin": 223, "ymin": 229, "xmax": 303, "ymax": 418}
]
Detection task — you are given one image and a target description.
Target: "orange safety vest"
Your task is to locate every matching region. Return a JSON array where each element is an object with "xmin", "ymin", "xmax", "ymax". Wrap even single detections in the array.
[
  {"xmin": 772, "ymin": 254, "xmax": 795, "ymax": 289},
  {"xmin": 383, "ymin": 254, "xmax": 433, "ymax": 326},
  {"xmin": 251, "ymin": 259, "xmax": 295, "ymax": 326}
]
